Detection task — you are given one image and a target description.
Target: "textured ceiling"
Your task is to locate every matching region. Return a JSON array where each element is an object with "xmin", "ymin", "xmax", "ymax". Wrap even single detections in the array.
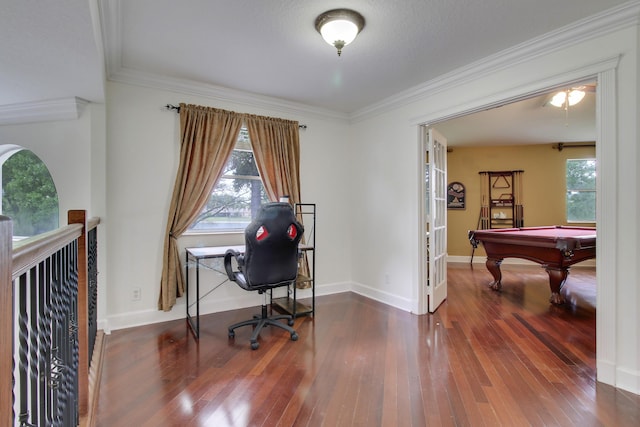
[
  {"xmin": 105, "ymin": 0, "xmax": 625, "ymax": 114},
  {"xmin": 1, "ymin": 0, "xmax": 631, "ymax": 143},
  {"xmin": 0, "ymin": 0, "xmax": 104, "ymax": 106}
]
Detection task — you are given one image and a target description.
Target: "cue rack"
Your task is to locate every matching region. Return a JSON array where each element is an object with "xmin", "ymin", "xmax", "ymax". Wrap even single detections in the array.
[
  {"xmin": 471, "ymin": 170, "xmax": 524, "ymax": 262},
  {"xmin": 477, "ymin": 170, "xmax": 524, "ymax": 229}
]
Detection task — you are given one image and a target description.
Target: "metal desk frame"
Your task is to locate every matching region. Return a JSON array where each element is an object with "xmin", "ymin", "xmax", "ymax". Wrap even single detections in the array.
[
  {"xmin": 185, "ymin": 242, "xmax": 313, "ymax": 340},
  {"xmin": 185, "ymin": 245, "xmax": 243, "ymax": 339}
]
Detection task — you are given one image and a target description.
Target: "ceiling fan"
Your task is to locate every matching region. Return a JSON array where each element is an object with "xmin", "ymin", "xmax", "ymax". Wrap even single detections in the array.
[{"xmin": 547, "ymin": 83, "xmax": 596, "ymax": 109}]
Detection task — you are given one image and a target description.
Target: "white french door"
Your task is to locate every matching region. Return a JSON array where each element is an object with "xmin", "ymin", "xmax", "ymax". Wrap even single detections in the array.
[{"xmin": 419, "ymin": 126, "xmax": 448, "ymax": 313}]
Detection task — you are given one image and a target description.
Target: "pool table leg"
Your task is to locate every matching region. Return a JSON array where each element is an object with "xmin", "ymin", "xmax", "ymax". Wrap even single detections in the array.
[
  {"xmin": 545, "ymin": 266, "xmax": 568, "ymax": 305},
  {"xmin": 485, "ymin": 257, "xmax": 504, "ymax": 291}
]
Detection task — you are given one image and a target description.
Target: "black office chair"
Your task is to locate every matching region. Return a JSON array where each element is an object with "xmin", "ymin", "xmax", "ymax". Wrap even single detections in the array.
[{"xmin": 224, "ymin": 202, "xmax": 303, "ymax": 350}]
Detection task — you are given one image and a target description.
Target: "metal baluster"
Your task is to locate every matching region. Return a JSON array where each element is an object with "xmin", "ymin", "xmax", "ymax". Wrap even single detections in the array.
[
  {"xmin": 88, "ymin": 227, "xmax": 98, "ymax": 358},
  {"xmin": 51, "ymin": 250, "xmax": 64, "ymax": 427},
  {"xmin": 17, "ymin": 274, "xmax": 32, "ymax": 426},
  {"xmin": 28, "ymin": 267, "xmax": 40, "ymax": 425},
  {"xmin": 60, "ymin": 244, "xmax": 72, "ymax": 427},
  {"xmin": 68, "ymin": 240, "xmax": 80, "ymax": 426},
  {"xmin": 40, "ymin": 257, "xmax": 53, "ymax": 426}
]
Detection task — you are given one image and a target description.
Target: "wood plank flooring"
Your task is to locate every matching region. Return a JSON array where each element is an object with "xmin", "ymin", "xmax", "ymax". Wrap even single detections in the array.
[{"xmin": 95, "ymin": 263, "xmax": 640, "ymax": 426}]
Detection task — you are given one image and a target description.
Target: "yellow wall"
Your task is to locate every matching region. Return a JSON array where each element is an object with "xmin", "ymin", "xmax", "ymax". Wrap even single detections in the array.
[{"xmin": 447, "ymin": 143, "xmax": 595, "ymax": 257}]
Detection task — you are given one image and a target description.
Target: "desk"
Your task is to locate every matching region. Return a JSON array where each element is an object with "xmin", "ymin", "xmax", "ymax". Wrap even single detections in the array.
[
  {"xmin": 185, "ymin": 244, "xmax": 313, "ymax": 339},
  {"xmin": 468, "ymin": 226, "xmax": 596, "ymax": 304},
  {"xmin": 185, "ymin": 245, "xmax": 244, "ymax": 339}
]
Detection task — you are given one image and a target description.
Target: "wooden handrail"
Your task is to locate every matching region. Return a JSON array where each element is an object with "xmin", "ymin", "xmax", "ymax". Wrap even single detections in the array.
[
  {"xmin": 1, "ymin": 210, "xmax": 101, "ymax": 426},
  {"xmin": 88, "ymin": 216, "xmax": 100, "ymax": 232},
  {"xmin": 12, "ymin": 223, "xmax": 83, "ymax": 279}
]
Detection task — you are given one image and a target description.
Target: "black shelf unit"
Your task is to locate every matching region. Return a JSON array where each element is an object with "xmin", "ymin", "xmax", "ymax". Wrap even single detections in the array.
[
  {"xmin": 272, "ymin": 203, "xmax": 316, "ymax": 318},
  {"xmin": 478, "ymin": 170, "xmax": 524, "ymax": 230}
]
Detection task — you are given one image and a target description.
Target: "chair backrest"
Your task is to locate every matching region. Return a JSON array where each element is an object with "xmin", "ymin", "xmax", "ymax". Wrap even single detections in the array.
[{"xmin": 242, "ymin": 202, "xmax": 304, "ymax": 288}]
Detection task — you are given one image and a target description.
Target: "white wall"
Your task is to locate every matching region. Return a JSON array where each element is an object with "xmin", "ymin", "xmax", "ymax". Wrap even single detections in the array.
[
  {"xmin": 347, "ymin": 107, "xmax": 422, "ymax": 310},
  {"xmin": 348, "ymin": 23, "xmax": 639, "ymax": 393},
  {"xmin": 0, "ymin": 111, "xmax": 94, "ymax": 222},
  {"xmin": 104, "ymin": 82, "xmax": 353, "ymax": 330},
  {"xmin": 0, "ymin": 103, "xmax": 109, "ymax": 323}
]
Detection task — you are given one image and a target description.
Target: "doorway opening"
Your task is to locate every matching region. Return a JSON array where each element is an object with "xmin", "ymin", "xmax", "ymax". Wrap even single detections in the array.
[{"xmin": 416, "ymin": 65, "xmax": 617, "ymax": 387}]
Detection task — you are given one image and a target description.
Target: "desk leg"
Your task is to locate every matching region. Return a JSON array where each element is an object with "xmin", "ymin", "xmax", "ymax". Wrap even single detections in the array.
[
  {"xmin": 486, "ymin": 257, "xmax": 503, "ymax": 291},
  {"xmin": 195, "ymin": 258, "xmax": 200, "ymax": 338},
  {"xmin": 545, "ymin": 266, "xmax": 568, "ymax": 305},
  {"xmin": 185, "ymin": 253, "xmax": 200, "ymax": 340},
  {"xmin": 186, "ymin": 251, "xmax": 190, "ymax": 329}
]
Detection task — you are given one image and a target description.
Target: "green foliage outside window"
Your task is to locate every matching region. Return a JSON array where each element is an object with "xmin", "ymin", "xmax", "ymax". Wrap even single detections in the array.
[
  {"xmin": 566, "ymin": 159, "xmax": 596, "ymax": 222},
  {"xmin": 2, "ymin": 150, "xmax": 59, "ymax": 237},
  {"xmin": 190, "ymin": 129, "xmax": 268, "ymax": 232}
]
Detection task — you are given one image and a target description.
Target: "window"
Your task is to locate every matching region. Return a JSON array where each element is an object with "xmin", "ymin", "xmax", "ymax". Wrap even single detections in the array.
[
  {"xmin": 566, "ymin": 158, "xmax": 596, "ymax": 222},
  {"xmin": 188, "ymin": 128, "xmax": 268, "ymax": 233},
  {"xmin": 1, "ymin": 147, "xmax": 59, "ymax": 240}
]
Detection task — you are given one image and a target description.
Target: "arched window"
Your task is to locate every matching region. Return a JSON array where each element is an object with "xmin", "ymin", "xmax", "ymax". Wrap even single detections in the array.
[{"xmin": 0, "ymin": 145, "xmax": 59, "ymax": 239}]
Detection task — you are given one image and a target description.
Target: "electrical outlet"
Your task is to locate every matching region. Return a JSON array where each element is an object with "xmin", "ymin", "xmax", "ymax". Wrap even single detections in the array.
[
  {"xmin": 131, "ymin": 287, "xmax": 141, "ymax": 301},
  {"xmin": 384, "ymin": 274, "xmax": 390, "ymax": 285}
]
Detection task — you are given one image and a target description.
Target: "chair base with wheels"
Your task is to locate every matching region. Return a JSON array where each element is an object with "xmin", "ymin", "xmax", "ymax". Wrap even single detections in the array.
[
  {"xmin": 223, "ymin": 202, "xmax": 304, "ymax": 350},
  {"xmin": 228, "ymin": 291, "xmax": 298, "ymax": 350}
]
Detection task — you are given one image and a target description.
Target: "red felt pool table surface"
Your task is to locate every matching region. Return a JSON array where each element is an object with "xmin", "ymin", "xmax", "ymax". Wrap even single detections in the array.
[{"xmin": 468, "ymin": 226, "xmax": 596, "ymax": 304}]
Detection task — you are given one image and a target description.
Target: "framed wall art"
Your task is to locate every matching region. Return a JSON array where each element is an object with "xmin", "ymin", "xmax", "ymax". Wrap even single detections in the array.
[{"xmin": 447, "ymin": 181, "xmax": 465, "ymax": 209}]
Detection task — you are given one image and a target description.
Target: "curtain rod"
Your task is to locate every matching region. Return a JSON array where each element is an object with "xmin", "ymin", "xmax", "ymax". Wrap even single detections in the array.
[
  {"xmin": 553, "ymin": 142, "xmax": 596, "ymax": 151},
  {"xmin": 164, "ymin": 104, "xmax": 307, "ymax": 129}
]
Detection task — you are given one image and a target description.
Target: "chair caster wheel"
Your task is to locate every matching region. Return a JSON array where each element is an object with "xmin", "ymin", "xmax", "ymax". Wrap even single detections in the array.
[
  {"xmin": 251, "ymin": 341, "xmax": 259, "ymax": 350},
  {"xmin": 288, "ymin": 318, "xmax": 294, "ymax": 326},
  {"xmin": 291, "ymin": 333, "xmax": 298, "ymax": 341},
  {"xmin": 228, "ymin": 330, "xmax": 235, "ymax": 338}
]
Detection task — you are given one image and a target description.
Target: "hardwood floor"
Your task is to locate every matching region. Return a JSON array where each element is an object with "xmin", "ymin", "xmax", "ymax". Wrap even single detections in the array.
[{"xmin": 95, "ymin": 263, "xmax": 640, "ymax": 426}]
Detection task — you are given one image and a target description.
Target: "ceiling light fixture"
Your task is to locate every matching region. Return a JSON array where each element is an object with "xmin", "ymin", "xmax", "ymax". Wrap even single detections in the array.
[
  {"xmin": 549, "ymin": 89, "xmax": 586, "ymax": 108},
  {"xmin": 315, "ymin": 9, "xmax": 365, "ymax": 56}
]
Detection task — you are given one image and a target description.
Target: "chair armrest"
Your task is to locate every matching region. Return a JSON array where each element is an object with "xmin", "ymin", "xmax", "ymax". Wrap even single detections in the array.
[{"xmin": 224, "ymin": 249, "xmax": 248, "ymax": 288}]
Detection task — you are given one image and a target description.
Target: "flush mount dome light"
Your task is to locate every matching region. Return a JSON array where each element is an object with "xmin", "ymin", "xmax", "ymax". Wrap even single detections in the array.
[{"xmin": 315, "ymin": 9, "xmax": 365, "ymax": 56}]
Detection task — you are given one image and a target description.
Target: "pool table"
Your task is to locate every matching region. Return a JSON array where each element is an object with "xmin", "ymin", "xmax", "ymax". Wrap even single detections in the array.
[{"xmin": 468, "ymin": 226, "xmax": 596, "ymax": 304}]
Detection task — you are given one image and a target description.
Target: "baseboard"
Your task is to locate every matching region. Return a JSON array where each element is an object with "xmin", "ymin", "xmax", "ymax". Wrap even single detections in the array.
[
  {"xmin": 597, "ymin": 359, "xmax": 616, "ymax": 386},
  {"xmin": 103, "ymin": 281, "xmax": 353, "ymax": 332},
  {"xmin": 100, "ymin": 254, "xmax": 597, "ymax": 332},
  {"xmin": 350, "ymin": 281, "xmax": 413, "ymax": 312},
  {"xmin": 615, "ymin": 366, "xmax": 640, "ymax": 395}
]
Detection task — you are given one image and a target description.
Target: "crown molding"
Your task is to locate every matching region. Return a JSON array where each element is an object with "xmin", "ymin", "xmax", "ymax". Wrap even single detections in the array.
[
  {"xmin": 0, "ymin": 97, "xmax": 90, "ymax": 126},
  {"xmin": 99, "ymin": 0, "xmax": 639, "ymax": 125},
  {"xmin": 107, "ymin": 67, "xmax": 348, "ymax": 123},
  {"xmin": 97, "ymin": 0, "xmax": 341, "ymax": 123},
  {"xmin": 350, "ymin": 0, "xmax": 640, "ymax": 123},
  {"xmin": 408, "ymin": 54, "xmax": 620, "ymax": 126}
]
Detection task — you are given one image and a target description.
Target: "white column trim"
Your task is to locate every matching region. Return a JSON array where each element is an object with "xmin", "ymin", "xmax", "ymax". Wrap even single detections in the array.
[{"xmin": 595, "ymin": 66, "xmax": 618, "ymax": 386}]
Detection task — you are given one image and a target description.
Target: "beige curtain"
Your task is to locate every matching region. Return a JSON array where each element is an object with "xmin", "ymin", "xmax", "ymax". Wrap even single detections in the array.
[
  {"xmin": 245, "ymin": 114, "xmax": 301, "ymax": 204},
  {"xmin": 245, "ymin": 114, "xmax": 311, "ymax": 286},
  {"xmin": 159, "ymin": 104, "xmax": 243, "ymax": 311}
]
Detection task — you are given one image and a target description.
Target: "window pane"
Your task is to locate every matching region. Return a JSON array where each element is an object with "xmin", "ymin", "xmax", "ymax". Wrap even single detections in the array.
[
  {"xmin": 566, "ymin": 159, "xmax": 596, "ymax": 222},
  {"xmin": 226, "ymin": 149, "xmax": 260, "ymax": 177},
  {"xmin": 188, "ymin": 130, "xmax": 268, "ymax": 232},
  {"xmin": 567, "ymin": 191, "xmax": 596, "ymax": 222},
  {"xmin": 566, "ymin": 159, "xmax": 596, "ymax": 191},
  {"xmin": 190, "ymin": 176, "xmax": 268, "ymax": 232},
  {"xmin": 2, "ymin": 149, "xmax": 59, "ymax": 238}
]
